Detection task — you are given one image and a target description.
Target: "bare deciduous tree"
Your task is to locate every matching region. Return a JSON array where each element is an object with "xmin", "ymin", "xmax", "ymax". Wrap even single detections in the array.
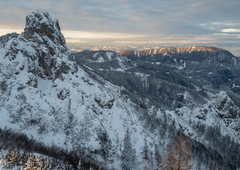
[{"xmin": 162, "ymin": 131, "xmax": 193, "ymax": 170}]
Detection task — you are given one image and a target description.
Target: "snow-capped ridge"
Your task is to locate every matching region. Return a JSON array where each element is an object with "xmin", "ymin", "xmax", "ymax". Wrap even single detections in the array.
[
  {"xmin": 119, "ymin": 46, "xmax": 232, "ymax": 57},
  {"xmin": 0, "ymin": 32, "xmax": 19, "ymax": 46}
]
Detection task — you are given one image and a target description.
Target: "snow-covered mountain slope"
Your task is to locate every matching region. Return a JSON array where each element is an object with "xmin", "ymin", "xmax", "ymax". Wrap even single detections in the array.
[
  {"xmin": 0, "ymin": 11, "xmax": 136, "ymax": 145},
  {"xmin": 74, "ymin": 49, "xmax": 240, "ymax": 169},
  {"xmin": 0, "ymin": 11, "xmax": 163, "ymax": 169},
  {"xmin": 74, "ymin": 49, "xmax": 240, "ymax": 140},
  {"xmin": 75, "ymin": 50, "xmax": 210, "ymax": 110},
  {"xmin": 0, "ymin": 11, "xmax": 240, "ymax": 169}
]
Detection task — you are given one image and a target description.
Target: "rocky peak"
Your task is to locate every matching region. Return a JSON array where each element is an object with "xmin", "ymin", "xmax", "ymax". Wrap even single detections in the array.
[
  {"xmin": 22, "ymin": 11, "xmax": 77, "ymax": 80},
  {"xmin": 0, "ymin": 11, "xmax": 77, "ymax": 84},
  {"xmin": 23, "ymin": 11, "xmax": 66, "ymax": 48}
]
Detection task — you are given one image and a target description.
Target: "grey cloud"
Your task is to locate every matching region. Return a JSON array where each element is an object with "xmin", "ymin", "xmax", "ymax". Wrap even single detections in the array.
[{"xmin": 0, "ymin": 0, "xmax": 239, "ymax": 47}]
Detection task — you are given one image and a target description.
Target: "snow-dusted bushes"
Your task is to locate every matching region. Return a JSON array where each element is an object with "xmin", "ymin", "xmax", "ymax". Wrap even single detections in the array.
[
  {"xmin": 1, "ymin": 150, "xmax": 51, "ymax": 169},
  {"xmin": 0, "ymin": 127, "xmax": 104, "ymax": 170}
]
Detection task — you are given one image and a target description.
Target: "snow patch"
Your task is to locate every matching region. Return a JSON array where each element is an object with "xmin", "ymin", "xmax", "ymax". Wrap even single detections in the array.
[
  {"xmin": 93, "ymin": 52, "xmax": 99, "ymax": 58},
  {"xmin": 106, "ymin": 52, "xmax": 113, "ymax": 60}
]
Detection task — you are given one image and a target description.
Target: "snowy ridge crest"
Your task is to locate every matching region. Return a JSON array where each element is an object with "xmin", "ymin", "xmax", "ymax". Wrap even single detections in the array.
[
  {"xmin": 0, "ymin": 32, "xmax": 19, "ymax": 46},
  {"xmin": 119, "ymin": 46, "xmax": 230, "ymax": 57}
]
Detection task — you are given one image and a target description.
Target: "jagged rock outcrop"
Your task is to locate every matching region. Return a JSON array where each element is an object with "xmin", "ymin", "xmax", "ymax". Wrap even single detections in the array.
[
  {"xmin": 24, "ymin": 11, "xmax": 77, "ymax": 80},
  {"xmin": 95, "ymin": 97, "xmax": 114, "ymax": 109},
  {"xmin": 23, "ymin": 11, "xmax": 66, "ymax": 49},
  {"xmin": 1, "ymin": 11, "xmax": 77, "ymax": 84}
]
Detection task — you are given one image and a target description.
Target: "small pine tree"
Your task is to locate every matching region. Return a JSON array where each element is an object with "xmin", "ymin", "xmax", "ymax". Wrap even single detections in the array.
[
  {"xmin": 149, "ymin": 151, "xmax": 154, "ymax": 168},
  {"xmin": 154, "ymin": 144, "xmax": 160, "ymax": 166},
  {"xmin": 142, "ymin": 138, "xmax": 150, "ymax": 162},
  {"xmin": 98, "ymin": 130, "xmax": 113, "ymax": 162},
  {"xmin": 42, "ymin": 158, "xmax": 51, "ymax": 170},
  {"xmin": 157, "ymin": 155, "xmax": 163, "ymax": 170},
  {"xmin": 121, "ymin": 128, "xmax": 135, "ymax": 170}
]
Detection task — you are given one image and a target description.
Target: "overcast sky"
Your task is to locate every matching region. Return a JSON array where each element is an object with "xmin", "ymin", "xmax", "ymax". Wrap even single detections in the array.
[{"xmin": 0, "ymin": 0, "xmax": 240, "ymax": 55}]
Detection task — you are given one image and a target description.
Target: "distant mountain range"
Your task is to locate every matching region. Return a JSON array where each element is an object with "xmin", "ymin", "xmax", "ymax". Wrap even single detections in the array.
[{"xmin": 119, "ymin": 46, "xmax": 229, "ymax": 56}]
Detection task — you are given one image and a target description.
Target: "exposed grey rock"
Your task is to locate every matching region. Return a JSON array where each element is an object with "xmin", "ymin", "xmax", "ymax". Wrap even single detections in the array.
[
  {"xmin": 95, "ymin": 97, "xmax": 114, "ymax": 109},
  {"xmin": 57, "ymin": 88, "xmax": 70, "ymax": 100},
  {"xmin": 0, "ymin": 11, "xmax": 79, "ymax": 94}
]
